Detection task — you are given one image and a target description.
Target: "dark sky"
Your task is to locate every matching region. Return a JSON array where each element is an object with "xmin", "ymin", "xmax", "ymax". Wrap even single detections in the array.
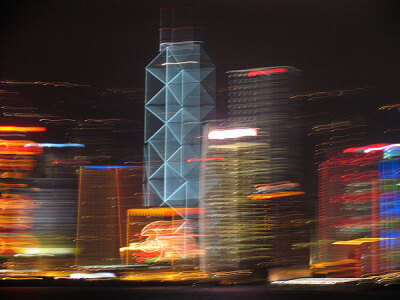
[{"xmin": 1, "ymin": 0, "xmax": 400, "ymax": 95}]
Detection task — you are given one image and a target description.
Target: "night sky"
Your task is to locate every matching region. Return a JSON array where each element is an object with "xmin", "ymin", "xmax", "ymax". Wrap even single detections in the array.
[{"xmin": 1, "ymin": 0, "xmax": 400, "ymax": 99}]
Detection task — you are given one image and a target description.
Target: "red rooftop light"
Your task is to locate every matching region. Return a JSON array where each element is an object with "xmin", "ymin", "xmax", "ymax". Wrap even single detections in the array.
[{"xmin": 247, "ymin": 68, "xmax": 287, "ymax": 77}]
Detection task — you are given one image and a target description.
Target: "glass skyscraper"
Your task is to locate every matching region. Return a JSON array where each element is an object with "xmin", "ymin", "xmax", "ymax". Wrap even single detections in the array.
[{"xmin": 144, "ymin": 42, "xmax": 215, "ymax": 211}]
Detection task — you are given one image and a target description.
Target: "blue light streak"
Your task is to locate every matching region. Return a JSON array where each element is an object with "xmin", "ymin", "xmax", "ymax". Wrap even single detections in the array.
[
  {"xmin": 39, "ymin": 143, "xmax": 85, "ymax": 148},
  {"xmin": 84, "ymin": 166, "xmax": 139, "ymax": 169}
]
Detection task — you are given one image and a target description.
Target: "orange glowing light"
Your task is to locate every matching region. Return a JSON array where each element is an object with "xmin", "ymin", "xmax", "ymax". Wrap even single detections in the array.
[
  {"xmin": 127, "ymin": 208, "xmax": 203, "ymax": 217},
  {"xmin": 0, "ymin": 199, "xmax": 38, "ymax": 214},
  {"xmin": 0, "ymin": 234, "xmax": 39, "ymax": 256},
  {"xmin": 0, "ymin": 157, "xmax": 36, "ymax": 171},
  {"xmin": 0, "ymin": 126, "xmax": 46, "ymax": 132},
  {"xmin": 121, "ymin": 219, "xmax": 198, "ymax": 262},
  {"xmin": 0, "ymin": 216, "xmax": 34, "ymax": 230},
  {"xmin": 0, "ymin": 171, "xmax": 28, "ymax": 179},
  {"xmin": 186, "ymin": 157, "xmax": 225, "ymax": 162},
  {"xmin": 250, "ymin": 191, "xmax": 305, "ymax": 200},
  {"xmin": 0, "ymin": 140, "xmax": 42, "ymax": 155}
]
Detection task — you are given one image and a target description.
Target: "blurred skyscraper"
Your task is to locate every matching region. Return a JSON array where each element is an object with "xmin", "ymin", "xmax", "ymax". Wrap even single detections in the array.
[
  {"xmin": 315, "ymin": 144, "xmax": 400, "ymax": 277},
  {"xmin": 75, "ymin": 166, "xmax": 142, "ymax": 266},
  {"xmin": 200, "ymin": 67, "xmax": 309, "ymax": 272}
]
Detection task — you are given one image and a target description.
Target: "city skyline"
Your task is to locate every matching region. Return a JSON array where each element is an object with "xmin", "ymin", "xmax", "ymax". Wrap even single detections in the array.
[{"xmin": 1, "ymin": 1, "xmax": 400, "ymax": 295}]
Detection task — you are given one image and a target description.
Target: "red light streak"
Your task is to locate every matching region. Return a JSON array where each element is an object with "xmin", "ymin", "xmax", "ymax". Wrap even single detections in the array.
[
  {"xmin": 0, "ymin": 126, "xmax": 46, "ymax": 132},
  {"xmin": 247, "ymin": 68, "xmax": 287, "ymax": 77},
  {"xmin": 343, "ymin": 144, "xmax": 387, "ymax": 153},
  {"xmin": 186, "ymin": 157, "xmax": 224, "ymax": 163}
]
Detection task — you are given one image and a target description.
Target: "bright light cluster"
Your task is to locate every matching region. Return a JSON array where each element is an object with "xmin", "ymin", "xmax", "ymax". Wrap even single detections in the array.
[{"xmin": 208, "ymin": 128, "xmax": 257, "ymax": 140}]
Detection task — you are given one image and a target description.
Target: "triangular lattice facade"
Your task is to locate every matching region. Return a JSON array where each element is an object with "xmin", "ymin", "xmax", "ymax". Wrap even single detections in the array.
[{"xmin": 144, "ymin": 43, "xmax": 215, "ymax": 215}]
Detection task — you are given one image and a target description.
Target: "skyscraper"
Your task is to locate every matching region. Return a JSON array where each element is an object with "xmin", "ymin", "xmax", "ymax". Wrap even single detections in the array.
[
  {"xmin": 316, "ymin": 144, "xmax": 400, "ymax": 276},
  {"xmin": 200, "ymin": 67, "xmax": 309, "ymax": 272},
  {"xmin": 144, "ymin": 8, "xmax": 215, "ymax": 212}
]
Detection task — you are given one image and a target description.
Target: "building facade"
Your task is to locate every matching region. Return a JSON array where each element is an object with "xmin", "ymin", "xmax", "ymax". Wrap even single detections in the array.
[
  {"xmin": 200, "ymin": 67, "xmax": 309, "ymax": 271},
  {"xmin": 75, "ymin": 166, "xmax": 142, "ymax": 266},
  {"xmin": 316, "ymin": 144, "xmax": 400, "ymax": 276},
  {"xmin": 144, "ymin": 42, "xmax": 215, "ymax": 210}
]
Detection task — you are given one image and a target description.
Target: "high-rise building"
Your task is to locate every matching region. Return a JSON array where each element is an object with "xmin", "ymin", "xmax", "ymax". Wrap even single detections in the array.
[
  {"xmin": 144, "ymin": 8, "xmax": 215, "ymax": 212},
  {"xmin": 227, "ymin": 67, "xmax": 304, "ymax": 186},
  {"xmin": 200, "ymin": 67, "xmax": 309, "ymax": 272},
  {"xmin": 75, "ymin": 166, "xmax": 142, "ymax": 266},
  {"xmin": 315, "ymin": 144, "xmax": 400, "ymax": 276}
]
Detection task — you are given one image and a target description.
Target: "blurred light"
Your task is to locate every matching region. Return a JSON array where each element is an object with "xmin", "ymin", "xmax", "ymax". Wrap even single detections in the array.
[
  {"xmin": 84, "ymin": 165, "xmax": 140, "ymax": 169},
  {"xmin": 20, "ymin": 247, "xmax": 75, "ymax": 256},
  {"xmin": 25, "ymin": 143, "xmax": 85, "ymax": 148},
  {"xmin": 208, "ymin": 128, "xmax": 257, "ymax": 140},
  {"xmin": 343, "ymin": 144, "xmax": 400, "ymax": 154},
  {"xmin": 0, "ymin": 134, "xmax": 26, "ymax": 137},
  {"xmin": 247, "ymin": 68, "xmax": 287, "ymax": 77},
  {"xmin": 120, "ymin": 219, "xmax": 198, "ymax": 263},
  {"xmin": 343, "ymin": 144, "xmax": 387, "ymax": 153},
  {"xmin": 365, "ymin": 144, "xmax": 400, "ymax": 154},
  {"xmin": 332, "ymin": 238, "xmax": 395, "ymax": 245},
  {"xmin": 0, "ymin": 126, "xmax": 46, "ymax": 132},
  {"xmin": 254, "ymin": 182, "xmax": 300, "ymax": 193},
  {"xmin": 250, "ymin": 191, "xmax": 305, "ymax": 200},
  {"xmin": 69, "ymin": 272, "xmax": 116, "ymax": 279},
  {"xmin": 161, "ymin": 61, "xmax": 198, "ymax": 66},
  {"xmin": 186, "ymin": 157, "xmax": 224, "ymax": 162},
  {"xmin": 51, "ymin": 160, "xmax": 90, "ymax": 165},
  {"xmin": 127, "ymin": 208, "xmax": 203, "ymax": 217},
  {"xmin": 0, "ymin": 140, "xmax": 43, "ymax": 155},
  {"xmin": 271, "ymin": 278, "xmax": 368, "ymax": 286}
]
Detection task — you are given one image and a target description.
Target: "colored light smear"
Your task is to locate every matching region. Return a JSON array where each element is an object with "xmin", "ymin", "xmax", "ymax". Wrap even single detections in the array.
[
  {"xmin": 186, "ymin": 156, "xmax": 224, "ymax": 162},
  {"xmin": 51, "ymin": 160, "xmax": 90, "ymax": 165},
  {"xmin": 250, "ymin": 191, "xmax": 305, "ymax": 200},
  {"xmin": 84, "ymin": 165, "xmax": 140, "ymax": 169},
  {"xmin": 254, "ymin": 182, "xmax": 300, "ymax": 193},
  {"xmin": 25, "ymin": 143, "xmax": 85, "ymax": 148},
  {"xmin": 365, "ymin": 144, "xmax": 400, "ymax": 154},
  {"xmin": 120, "ymin": 219, "xmax": 198, "ymax": 263},
  {"xmin": 127, "ymin": 208, "xmax": 203, "ymax": 217},
  {"xmin": 332, "ymin": 238, "xmax": 394, "ymax": 245},
  {"xmin": 208, "ymin": 128, "xmax": 257, "ymax": 140},
  {"xmin": 343, "ymin": 144, "xmax": 387, "ymax": 153},
  {"xmin": 247, "ymin": 68, "xmax": 287, "ymax": 77},
  {"xmin": 0, "ymin": 158, "xmax": 36, "ymax": 171},
  {"xmin": 384, "ymin": 148, "xmax": 400, "ymax": 159},
  {"xmin": 343, "ymin": 143, "xmax": 400, "ymax": 154},
  {"xmin": 0, "ymin": 126, "xmax": 46, "ymax": 132},
  {"xmin": 0, "ymin": 140, "xmax": 43, "ymax": 155}
]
